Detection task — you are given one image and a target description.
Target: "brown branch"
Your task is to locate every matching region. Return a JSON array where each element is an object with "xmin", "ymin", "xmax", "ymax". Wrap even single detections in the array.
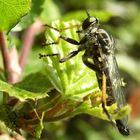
[{"xmin": 17, "ymin": 108, "xmax": 74, "ymax": 127}]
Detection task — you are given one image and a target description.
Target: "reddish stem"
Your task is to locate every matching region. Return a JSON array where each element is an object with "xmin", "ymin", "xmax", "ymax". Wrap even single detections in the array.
[
  {"xmin": 0, "ymin": 32, "xmax": 14, "ymax": 83},
  {"xmin": 19, "ymin": 20, "xmax": 43, "ymax": 71}
]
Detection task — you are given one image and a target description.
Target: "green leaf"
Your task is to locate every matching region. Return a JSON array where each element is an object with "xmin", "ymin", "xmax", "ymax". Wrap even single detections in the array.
[
  {"xmin": 16, "ymin": 0, "xmax": 44, "ymax": 30},
  {"xmin": 0, "ymin": 0, "xmax": 30, "ymax": 31},
  {"xmin": 15, "ymin": 72, "xmax": 53, "ymax": 93},
  {"xmin": 16, "ymin": 0, "xmax": 61, "ymax": 30},
  {"xmin": 0, "ymin": 79, "xmax": 49, "ymax": 101}
]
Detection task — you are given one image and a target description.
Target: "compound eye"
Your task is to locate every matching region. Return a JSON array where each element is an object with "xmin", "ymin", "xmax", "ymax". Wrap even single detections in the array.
[{"xmin": 82, "ymin": 18, "xmax": 91, "ymax": 30}]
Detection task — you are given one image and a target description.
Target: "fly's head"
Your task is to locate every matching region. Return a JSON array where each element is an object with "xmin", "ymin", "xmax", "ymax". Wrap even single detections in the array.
[{"xmin": 82, "ymin": 11, "xmax": 99, "ymax": 30}]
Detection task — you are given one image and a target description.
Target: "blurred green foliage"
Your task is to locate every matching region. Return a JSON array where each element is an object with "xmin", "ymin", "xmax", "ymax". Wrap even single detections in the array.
[{"xmin": 0, "ymin": 0, "xmax": 30, "ymax": 31}]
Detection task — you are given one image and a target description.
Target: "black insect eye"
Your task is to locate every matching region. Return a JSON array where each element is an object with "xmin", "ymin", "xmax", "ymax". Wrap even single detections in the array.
[{"xmin": 82, "ymin": 18, "xmax": 91, "ymax": 30}]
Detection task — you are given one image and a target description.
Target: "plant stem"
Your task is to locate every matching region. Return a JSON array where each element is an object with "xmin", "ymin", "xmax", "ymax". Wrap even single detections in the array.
[
  {"xmin": 0, "ymin": 32, "xmax": 13, "ymax": 82},
  {"xmin": 19, "ymin": 20, "xmax": 43, "ymax": 72},
  {"xmin": 0, "ymin": 32, "xmax": 11, "ymax": 103}
]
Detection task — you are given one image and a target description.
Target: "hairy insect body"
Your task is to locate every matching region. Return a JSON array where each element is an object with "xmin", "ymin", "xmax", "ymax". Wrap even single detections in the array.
[
  {"xmin": 80, "ymin": 23, "xmax": 129, "ymax": 135},
  {"xmin": 81, "ymin": 27, "xmax": 114, "ymax": 103}
]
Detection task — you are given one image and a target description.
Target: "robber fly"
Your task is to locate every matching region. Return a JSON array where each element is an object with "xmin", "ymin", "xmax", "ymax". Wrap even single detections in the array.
[{"xmin": 40, "ymin": 11, "xmax": 130, "ymax": 136}]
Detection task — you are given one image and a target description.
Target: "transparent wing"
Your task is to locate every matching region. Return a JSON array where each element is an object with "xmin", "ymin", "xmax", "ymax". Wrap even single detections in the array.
[
  {"xmin": 105, "ymin": 54, "xmax": 128, "ymax": 125},
  {"xmin": 107, "ymin": 54, "xmax": 126, "ymax": 108}
]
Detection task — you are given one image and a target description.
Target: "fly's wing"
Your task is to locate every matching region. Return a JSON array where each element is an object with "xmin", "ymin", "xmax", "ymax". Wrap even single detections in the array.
[
  {"xmin": 97, "ymin": 28, "xmax": 129, "ymax": 133},
  {"xmin": 106, "ymin": 54, "xmax": 128, "ymax": 125},
  {"xmin": 97, "ymin": 29, "xmax": 126, "ymax": 107},
  {"xmin": 107, "ymin": 54, "xmax": 126, "ymax": 107}
]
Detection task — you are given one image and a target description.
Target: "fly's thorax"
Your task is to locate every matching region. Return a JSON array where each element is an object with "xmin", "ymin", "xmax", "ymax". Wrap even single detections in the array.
[
  {"xmin": 78, "ymin": 34, "xmax": 97, "ymax": 53},
  {"xmin": 85, "ymin": 30, "xmax": 98, "ymax": 48},
  {"xmin": 90, "ymin": 25, "xmax": 98, "ymax": 33},
  {"xmin": 97, "ymin": 29, "xmax": 112, "ymax": 44},
  {"xmin": 96, "ymin": 28, "xmax": 114, "ymax": 54}
]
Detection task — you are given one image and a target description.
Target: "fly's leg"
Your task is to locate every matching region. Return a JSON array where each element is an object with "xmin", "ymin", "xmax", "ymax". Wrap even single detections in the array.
[
  {"xmin": 60, "ymin": 34, "xmax": 87, "ymax": 45},
  {"xmin": 59, "ymin": 36, "xmax": 80, "ymax": 45},
  {"xmin": 39, "ymin": 50, "xmax": 80, "ymax": 63},
  {"xmin": 82, "ymin": 53, "xmax": 101, "ymax": 73},
  {"xmin": 41, "ymin": 32, "xmax": 87, "ymax": 62},
  {"xmin": 40, "ymin": 36, "xmax": 81, "ymax": 61},
  {"xmin": 82, "ymin": 54, "xmax": 110, "ymax": 118},
  {"xmin": 41, "ymin": 23, "xmax": 82, "ymax": 59},
  {"xmin": 42, "ymin": 35, "xmax": 81, "ymax": 46},
  {"xmin": 44, "ymin": 24, "xmax": 80, "ymax": 32},
  {"xmin": 54, "ymin": 35, "xmax": 85, "ymax": 62},
  {"xmin": 102, "ymin": 73, "xmax": 115, "ymax": 126},
  {"xmin": 102, "ymin": 73, "xmax": 107, "ymax": 106},
  {"xmin": 82, "ymin": 53, "xmax": 114, "ymax": 124},
  {"xmin": 42, "ymin": 37, "xmax": 60, "ymax": 46},
  {"xmin": 59, "ymin": 50, "xmax": 80, "ymax": 63},
  {"xmin": 57, "ymin": 36, "xmax": 82, "ymax": 62},
  {"xmin": 39, "ymin": 53, "xmax": 59, "ymax": 59},
  {"xmin": 43, "ymin": 24, "xmax": 80, "ymax": 46}
]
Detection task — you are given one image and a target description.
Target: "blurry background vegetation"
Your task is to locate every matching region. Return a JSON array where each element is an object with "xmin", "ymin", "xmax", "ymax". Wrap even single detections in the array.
[{"xmin": 1, "ymin": 0, "xmax": 140, "ymax": 139}]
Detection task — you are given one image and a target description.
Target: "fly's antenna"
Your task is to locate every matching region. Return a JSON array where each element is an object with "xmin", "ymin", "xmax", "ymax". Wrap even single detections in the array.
[{"xmin": 86, "ymin": 9, "xmax": 90, "ymax": 18}]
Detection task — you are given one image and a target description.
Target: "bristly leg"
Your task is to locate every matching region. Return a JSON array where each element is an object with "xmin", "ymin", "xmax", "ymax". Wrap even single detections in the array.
[
  {"xmin": 44, "ymin": 23, "xmax": 80, "ymax": 32},
  {"xmin": 42, "ymin": 35, "xmax": 81, "ymax": 47},
  {"xmin": 82, "ymin": 53, "xmax": 114, "ymax": 124},
  {"xmin": 42, "ymin": 22, "xmax": 80, "ymax": 47},
  {"xmin": 101, "ymin": 73, "xmax": 114, "ymax": 125},
  {"xmin": 59, "ymin": 50, "xmax": 80, "ymax": 63},
  {"xmin": 39, "ymin": 53, "xmax": 59, "ymax": 59}
]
